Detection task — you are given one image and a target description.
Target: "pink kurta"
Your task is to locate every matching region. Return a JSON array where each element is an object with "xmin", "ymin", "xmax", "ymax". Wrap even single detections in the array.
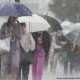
[{"xmin": 32, "ymin": 45, "xmax": 45, "ymax": 80}]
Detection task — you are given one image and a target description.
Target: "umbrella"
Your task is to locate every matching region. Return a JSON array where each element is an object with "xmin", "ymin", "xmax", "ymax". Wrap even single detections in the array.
[
  {"xmin": 18, "ymin": 14, "xmax": 51, "ymax": 32},
  {"xmin": 65, "ymin": 29, "xmax": 80, "ymax": 48},
  {"xmin": 61, "ymin": 20, "xmax": 74, "ymax": 35},
  {"xmin": 0, "ymin": 2, "xmax": 32, "ymax": 16},
  {"xmin": 41, "ymin": 15, "xmax": 62, "ymax": 32},
  {"xmin": 62, "ymin": 23, "xmax": 80, "ymax": 35},
  {"xmin": 61, "ymin": 20, "xmax": 74, "ymax": 30}
]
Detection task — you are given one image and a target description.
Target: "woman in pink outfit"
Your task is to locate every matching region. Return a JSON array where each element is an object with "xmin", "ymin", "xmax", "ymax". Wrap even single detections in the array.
[{"xmin": 32, "ymin": 31, "xmax": 51, "ymax": 80}]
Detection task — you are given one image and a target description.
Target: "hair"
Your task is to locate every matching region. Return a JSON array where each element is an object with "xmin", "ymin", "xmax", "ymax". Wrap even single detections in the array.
[
  {"xmin": 7, "ymin": 16, "xmax": 17, "ymax": 27},
  {"xmin": 32, "ymin": 31, "xmax": 52, "ymax": 54},
  {"xmin": 20, "ymin": 22, "xmax": 26, "ymax": 28},
  {"xmin": 7, "ymin": 17, "xmax": 12, "ymax": 27}
]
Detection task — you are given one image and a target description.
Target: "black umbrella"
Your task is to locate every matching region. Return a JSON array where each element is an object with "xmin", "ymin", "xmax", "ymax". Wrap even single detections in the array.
[{"xmin": 41, "ymin": 15, "xmax": 62, "ymax": 32}]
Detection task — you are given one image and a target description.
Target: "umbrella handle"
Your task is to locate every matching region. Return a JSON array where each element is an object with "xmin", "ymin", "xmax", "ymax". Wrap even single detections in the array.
[{"xmin": 28, "ymin": 22, "xmax": 31, "ymax": 49}]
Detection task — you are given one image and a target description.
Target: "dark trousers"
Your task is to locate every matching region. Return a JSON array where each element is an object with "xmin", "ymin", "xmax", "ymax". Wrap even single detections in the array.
[
  {"xmin": 44, "ymin": 54, "xmax": 49, "ymax": 70},
  {"xmin": 64, "ymin": 60, "xmax": 74, "ymax": 75},
  {"xmin": 64, "ymin": 60, "xmax": 68, "ymax": 75},
  {"xmin": 17, "ymin": 63, "xmax": 30, "ymax": 80},
  {"xmin": 0, "ymin": 55, "xmax": 1, "ymax": 78}
]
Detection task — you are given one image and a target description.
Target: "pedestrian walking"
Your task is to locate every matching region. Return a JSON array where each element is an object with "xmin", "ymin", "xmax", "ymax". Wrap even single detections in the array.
[
  {"xmin": 32, "ymin": 31, "xmax": 51, "ymax": 80},
  {"xmin": 0, "ymin": 16, "xmax": 22, "ymax": 80},
  {"xmin": 17, "ymin": 22, "xmax": 35, "ymax": 80}
]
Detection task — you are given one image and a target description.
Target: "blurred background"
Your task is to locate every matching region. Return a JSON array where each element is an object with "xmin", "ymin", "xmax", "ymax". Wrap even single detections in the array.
[{"xmin": 0, "ymin": 0, "xmax": 80, "ymax": 80}]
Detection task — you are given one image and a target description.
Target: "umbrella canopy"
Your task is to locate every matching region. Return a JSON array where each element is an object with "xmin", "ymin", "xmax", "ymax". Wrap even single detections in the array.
[
  {"xmin": 61, "ymin": 20, "xmax": 74, "ymax": 29},
  {"xmin": 41, "ymin": 15, "xmax": 62, "ymax": 32},
  {"xmin": 18, "ymin": 14, "xmax": 51, "ymax": 32},
  {"xmin": 65, "ymin": 30, "xmax": 80, "ymax": 47},
  {"xmin": 65, "ymin": 24, "xmax": 80, "ymax": 47},
  {"xmin": 0, "ymin": 2, "xmax": 32, "ymax": 16},
  {"xmin": 62, "ymin": 23, "xmax": 80, "ymax": 35},
  {"xmin": 61, "ymin": 20, "xmax": 74, "ymax": 35},
  {"xmin": 69, "ymin": 23, "xmax": 80, "ymax": 31}
]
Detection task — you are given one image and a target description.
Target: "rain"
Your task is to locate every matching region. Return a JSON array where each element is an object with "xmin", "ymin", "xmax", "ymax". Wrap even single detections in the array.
[{"xmin": 0, "ymin": 0, "xmax": 80, "ymax": 80}]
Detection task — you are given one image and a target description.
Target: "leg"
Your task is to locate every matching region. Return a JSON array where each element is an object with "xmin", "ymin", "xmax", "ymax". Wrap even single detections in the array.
[
  {"xmin": 0, "ymin": 55, "xmax": 1, "ymax": 78},
  {"xmin": 11, "ymin": 52, "xmax": 20, "ymax": 80},
  {"xmin": 44, "ymin": 53, "xmax": 49, "ymax": 70},
  {"xmin": 69, "ymin": 61, "xmax": 74, "ymax": 75},
  {"xmin": 32, "ymin": 54, "xmax": 37, "ymax": 80},
  {"xmin": 22, "ymin": 63, "xmax": 30, "ymax": 80},
  {"xmin": 17, "ymin": 63, "xmax": 21, "ymax": 80},
  {"xmin": 50, "ymin": 62, "xmax": 53, "ymax": 72},
  {"xmin": 49, "ymin": 53, "xmax": 54, "ymax": 72},
  {"xmin": 52, "ymin": 53, "xmax": 59, "ymax": 73},
  {"xmin": 37, "ymin": 53, "xmax": 45, "ymax": 80},
  {"xmin": 64, "ymin": 60, "xmax": 68, "ymax": 75},
  {"xmin": 1, "ymin": 53, "xmax": 10, "ymax": 80}
]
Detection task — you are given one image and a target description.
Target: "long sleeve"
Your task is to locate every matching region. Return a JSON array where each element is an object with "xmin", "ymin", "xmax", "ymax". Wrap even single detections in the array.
[
  {"xmin": 12, "ymin": 23, "xmax": 22, "ymax": 40},
  {"xmin": 29, "ymin": 33, "xmax": 35, "ymax": 51},
  {"xmin": 0, "ymin": 23, "xmax": 7, "ymax": 39},
  {"xmin": 20, "ymin": 32, "xmax": 35, "ymax": 53},
  {"xmin": 49, "ymin": 37, "xmax": 54, "ymax": 54},
  {"xmin": 17, "ymin": 24, "xmax": 22, "ymax": 40}
]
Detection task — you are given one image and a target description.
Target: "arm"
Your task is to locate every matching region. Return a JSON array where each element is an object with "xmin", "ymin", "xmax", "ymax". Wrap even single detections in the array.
[
  {"xmin": 18, "ymin": 25, "xmax": 22, "ymax": 39},
  {"xmin": 49, "ymin": 37, "xmax": 54, "ymax": 54},
  {"xmin": 28, "ymin": 33, "xmax": 35, "ymax": 51},
  {"xmin": 0, "ymin": 23, "xmax": 7, "ymax": 39},
  {"xmin": 15, "ymin": 23, "xmax": 22, "ymax": 40},
  {"xmin": 49, "ymin": 37, "xmax": 55, "ymax": 63}
]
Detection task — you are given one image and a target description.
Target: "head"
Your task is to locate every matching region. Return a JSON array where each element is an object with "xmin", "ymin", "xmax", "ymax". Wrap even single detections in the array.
[
  {"xmin": 9, "ymin": 16, "xmax": 17, "ymax": 22},
  {"xmin": 20, "ymin": 22, "xmax": 26, "ymax": 34},
  {"xmin": 33, "ymin": 31, "xmax": 43, "ymax": 44},
  {"xmin": 37, "ymin": 32, "xmax": 43, "ymax": 44},
  {"xmin": 7, "ymin": 16, "xmax": 17, "ymax": 27}
]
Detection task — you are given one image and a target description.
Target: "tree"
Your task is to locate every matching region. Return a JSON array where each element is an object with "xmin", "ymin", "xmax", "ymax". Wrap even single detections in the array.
[{"xmin": 49, "ymin": 0, "xmax": 80, "ymax": 22}]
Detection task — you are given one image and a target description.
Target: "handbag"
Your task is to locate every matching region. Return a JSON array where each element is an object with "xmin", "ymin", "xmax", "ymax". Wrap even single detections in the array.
[
  {"xmin": 20, "ymin": 45, "xmax": 34, "ymax": 64},
  {"xmin": 0, "ymin": 38, "xmax": 10, "ymax": 53}
]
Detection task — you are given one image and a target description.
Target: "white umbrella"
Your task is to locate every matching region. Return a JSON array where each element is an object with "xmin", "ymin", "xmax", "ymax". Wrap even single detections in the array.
[
  {"xmin": 70, "ymin": 23, "xmax": 80, "ymax": 31},
  {"xmin": 18, "ymin": 14, "xmax": 51, "ymax": 32},
  {"xmin": 64, "ymin": 23, "xmax": 80, "ymax": 49},
  {"xmin": 62, "ymin": 23, "xmax": 80, "ymax": 35},
  {"xmin": 61, "ymin": 20, "xmax": 74, "ymax": 35},
  {"xmin": 0, "ymin": 17, "xmax": 8, "ymax": 29}
]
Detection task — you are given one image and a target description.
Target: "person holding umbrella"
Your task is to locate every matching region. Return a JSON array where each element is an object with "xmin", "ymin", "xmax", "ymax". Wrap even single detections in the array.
[
  {"xmin": 0, "ymin": 2, "xmax": 32, "ymax": 80},
  {"xmin": 32, "ymin": 31, "xmax": 51, "ymax": 80},
  {"xmin": 73, "ymin": 45, "xmax": 80, "ymax": 75},
  {"xmin": 56, "ymin": 34, "xmax": 75, "ymax": 75},
  {"xmin": 49, "ymin": 30, "xmax": 63, "ymax": 73},
  {"xmin": 0, "ymin": 16, "xmax": 22, "ymax": 80},
  {"xmin": 63, "ymin": 24, "xmax": 80, "ymax": 75},
  {"xmin": 17, "ymin": 22, "xmax": 35, "ymax": 80},
  {"xmin": 44, "ymin": 15, "xmax": 63, "ymax": 72}
]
